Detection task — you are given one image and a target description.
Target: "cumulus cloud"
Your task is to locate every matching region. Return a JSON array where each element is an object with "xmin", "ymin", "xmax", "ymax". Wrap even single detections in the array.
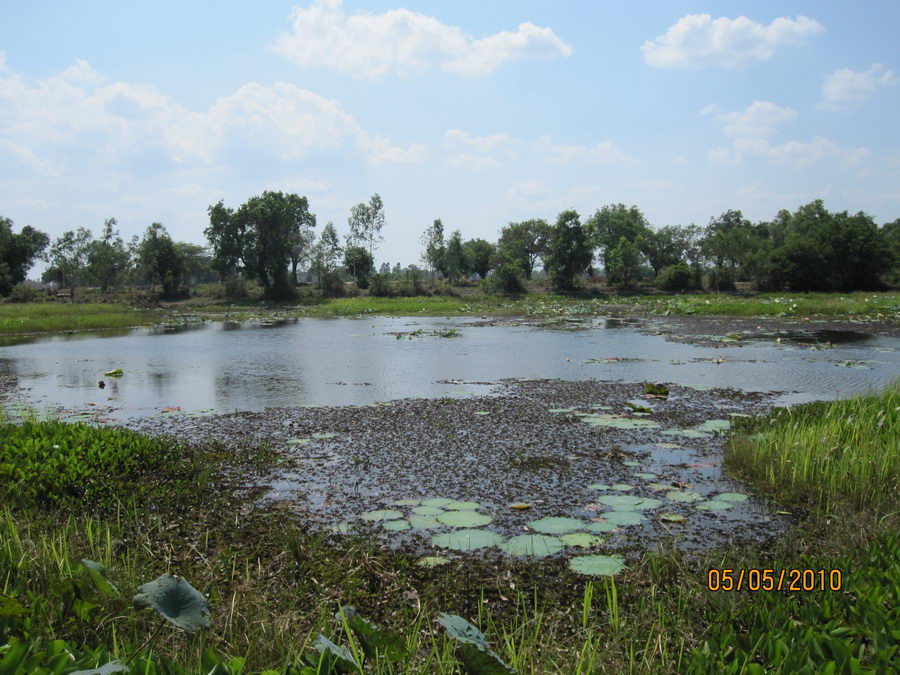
[
  {"xmin": 820, "ymin": 63, "xmax": 897, "ymax": 106},
  {"xmin": 709, "ymin": 136, "xmax": 870, "ymax": 168},
  {"xmin": 642, "ymin": 14, "xmax": 823, "ymax": 69},
  {"xmin": 444, "ymin": 129, "xmax": 511, "ymax": 169},
  {"xmin": 535, "ymin": 136, "xmax": 632, "ymax": 164},
  {"xmin": 444, "ymin": 129, "xmax": 510, "ymax": 153},
  {"xmin": 704, "ymin": 100, "xmax": 797, "ymax": 137},
  {"xmin": 507, "ymin": 180, "xmax": 550, "ymax": 199},
  {"xmin": 0, "ymin": 51, "xmax": 8, "ymax": 72},
  {"xmin": 272, "ymin": 0, "xmax": 572, "ymax": 79}
]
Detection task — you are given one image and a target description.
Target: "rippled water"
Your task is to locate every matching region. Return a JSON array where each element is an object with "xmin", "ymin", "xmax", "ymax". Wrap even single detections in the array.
[{"xmin": 1, "ymin": 316, "xmax": 897, "ymax": 418}]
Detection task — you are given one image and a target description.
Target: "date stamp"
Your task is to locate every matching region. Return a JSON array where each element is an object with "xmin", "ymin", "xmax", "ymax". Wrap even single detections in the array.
[{"xmin": 707, "ymin": 568, "xmax": 843, "ymax": 592}]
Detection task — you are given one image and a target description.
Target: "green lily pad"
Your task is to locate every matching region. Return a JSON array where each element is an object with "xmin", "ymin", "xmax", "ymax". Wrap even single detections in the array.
[
  {"xmin": 436, "ymin": 511, "xmax": 493, "ymax": 528},
  {"xmin": 560, "ymin": 533, "xmax": 605, "ymax": 547},
  {"xmin": 422, "ymin": 497, "xmax": 454, "ymax": 508},
  {"xmin": 587, "ymin": 483, "xmax": 611, "ymax": 491},
  {"xmin": 474, "ymin": 411, "xmax": 491, "ymax": 416},
  {"xmin": 603, "ymin": 511, "xmax": 646, "ymax": 526},
  {"xmin": 311, "ymin": 432, "xmax": 337, "ymax": 440},
  {"xmin": 382, "ymin": 519, "xmax": 410, "ymax": 531},
  {"xmin": 586, "ymin": 521, "xmax": 619, "ymax": 533},
  {"xmin": 569, "ymin": 554, "xmax": 625, "ymax": 576},
  {"xmin": 655, "ymin": 442, "xmax": 682, "ymax": 449},
  {"xmin": 666, "ymin": 491, "xmax": 704, "ymax": 503},
  {"xmin": 659, "ymin": 512, "xmax": 687, "ymax": 523},
  {"xmin": 696, "ymin": 500, "xmax": 734, "ymax": 511},
  {"xmin": 610, "ymin": 484, "xmax": 634, "ymax": 491},
  {"xmin": 596, "ymin": 495, "xmax": 664, "ymax": 511},
  {"xmin": 393, "ymin": 498, "xmax": 420, "ymax": 506},
  {"xmin": 499, "ymin": 534, "xmax": 565, "ymax": 558},
  {"xmin": 431, "ymin": 529, "xmax": 502, "ymax": 551},
  {"xmin": 416, "ymin": 556, "xmax": 450, "ymax": 568},
  {"xmin": 361, "ymin": 509, "xmax": 404, "ymax": 521},
  {"xmin": 648, "ymin": 482, "xmax": 672, "ymax": 491},
  {"xmin": 133, "ymin": 573, "xmax": 211, "ymax": 634},
  {"xmin": 634, "ymin": 473, "xmax": 656, "ymax": 480},
  {"xmin": 623, "ymin": 460, "xmax": 641, "ymax": 466},
  {"xmin": 548, "ymin": 407, "xmax": 575, "ymax": 413},
  {"xmin": 409, "ymin": 515, "xmax": 443, "ymax": 530},
  {"xmin": 590, "ymin": 404, "xmax": 612, "ymax": 410},
  {"xmin": 715, "ymin": 492, "xmax": 748, "ymax": 502},
  {"xmin": 443, "ymin": 500, "xmax": 480, "ymax": 510},
  {"xmin": 286, "ymin": 437, "xmax": 312, "ymax": 446},
  {"xmin": 662, "ymin": 428, "xmax": 710, "ymax": 438},
  {"xmin": 694, "ymin": 419, "xmax": 731, "ymax": 433},
  {"xmin": 528, "ymin": 517, "xmax": 585, "ymax": 534},
  {"xmin": 412, "ymin": 505, "xmax": 444, "ymax": 516},
  {"xmin": 582, "ymin": 414, "xmax": 659, "ymax": 429}
]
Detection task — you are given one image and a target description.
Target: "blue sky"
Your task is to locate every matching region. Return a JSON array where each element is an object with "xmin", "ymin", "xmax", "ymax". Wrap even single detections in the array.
[{"xmin": 2, "ymin": 1, "xmax": 899, "ymax": 270}]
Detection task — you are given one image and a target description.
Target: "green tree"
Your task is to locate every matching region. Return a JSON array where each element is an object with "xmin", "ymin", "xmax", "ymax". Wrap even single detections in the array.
[
  {"xmin": 497, "ymin": 219, "xmax": 551, "ymax": 280},
  {"xmin": 882, "ymin": 218, "xmax": 900, "ymax": 284},
  {"xmin": 420, "ymin": 218, "xmax": 446, "ymax": 279},
  {"xmin": 347, "ymin": 193, "xmax": 385, "ymax": 257},
  {"xmin": 463, "ymin": 238, "xmax": 495, "ymax": 279},
  {"xmin": 637, "ymin": 225, "xmax": 689, "ymax": 278},
  {"xmin": 444, "ymin": 230, "xmax": 468, "ymax": 283},
  {"xmin": 311, "ymin": 222, "xmax": 342, "ymax": 292},
  {"xmin": 204, "ymin": 200, "xmax": 242, "ymax": 280},
  {"xmin": 585, "ymin": 204, "xmax": 651, "ymax": 275},
  {"xmin": 287, "ymin": 195, "xmax": 316, "ymax": 285},
  {"xmin": 86, "ymin": 218, "xmax": 130, "ymax": 292},
  {"xmin": 545, "ymin": 210, "xmax": 593, "ymax": 291},
  {"xmin": 606, "ymin": 236, "xmax": 641, "ymax": 288},
  {"xmin": 175, "ymin": 242, "xmax": 216, "ymax": 285},
  {"xmin": 46, "ymin": 227, "xmax": 93, "ymax": 290},
  {"xmin": 0, "ymin": 217, "xmax": 49, "ymax": 296},
  {"xmin": 343, "ymin": 245, "xmax": 374, "ymax": 288},
  {"xmin": 138, "ymin": 223, "xmax": 185, "ymax": 299}
]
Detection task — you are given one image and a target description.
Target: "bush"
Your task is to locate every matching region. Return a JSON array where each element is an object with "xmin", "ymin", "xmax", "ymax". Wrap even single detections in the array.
[
  {"xmin": 482, "ymin": 263, "xmax": 526, "ymax": 295},
  {"xmin": 398, "ymin": 269, "xmax": 424, "ymax": 296},
  {"xmin": 369, "ymin": 273, "xmax": 393, "ymax": 297},
  {"xmin": 706, "ymin": 267, "xmax": 735, "ymax": 292},
  {"xmin": 656, "ymin": 263, "xmax": 695, "ymax": 292},
  {"xmin": 8, "ymin": 283, "xmax": 40, "ymax": 303}
]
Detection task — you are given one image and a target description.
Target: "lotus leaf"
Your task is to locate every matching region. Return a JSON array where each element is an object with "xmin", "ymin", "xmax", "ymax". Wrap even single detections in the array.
[
  {"xmin": 569, "ymin": 554, "xmax": 625, "ymax": 576},
  {"xmin": 528, "ymin": 516, "xmax": 585, "ymax": 534},
  {"xmin": 382, "ymin": 519, "xmax": 410, "ymax": 531},
  {"xmin": 393, "ymin": 498, "xmax": 420, "ymax": 506},
  {"xmin": 660, "ymin": 512, "xmax": 687, "ymax": 523},
  {"xmin": 648, "ymin": 482, "xmax": 672, "ymax": 491},
  {"xmin": 582, "ymin": 414, "xmax": 659, "ymax": 429},
  {"xmin": 603, "ymin": 511, "xmax": 645, "ymax": 526},
  {"xmin": 655, "ymin": 442, "xmax": 682, "ymax": 449},
  {"xmin": 307, "ymin": 634, "xmax": 359, "ymax": 672},
  {"xmin": 560, "ymin": 533, "xmax": 604, "ymax": 547},
  {"xmin": 416, "ymin": 556, "xmax": 450, "ymax": 568},
  {"xmin": 661, "ymin": 428, "xmax": 710, "ymax": 438},
  {"xmin": 634, "ymin": 472, "xmax": 656, "ymax": 480},
  {"xmin": 587, "ymin": 483, "xmax": 611, "ymax": 491},
  {"xmin": 409, "ymin": 515, "xmax": 442, "ymax": 529},
  {"xmin": 311, "ymin": 432, "xmax": 337, "ymax": 440},
  {"xmin": 623, "ymin": 461, "xmax": 640, "ymax": 466},
  {"xmin": 71, "ymin": 662, "xmax": 129, "ymax": 675},
  {"xmin": 716, "ymin": 492, "xmax": 748, "ymax": 502},
  {"xmin": 437, "ymin": 613, "xmax": 515, "ymax": 674},
  {"xmin": 597, "ymin": 495, "xmax": 663, "ymax": 511},
  {"xmin": 412, "ymin": 505, "xmax": 444, "ymax": 516},
  {"xmin": 548, "ymin": 407, "xmax": 575, "ymax": 413},
  {"xmin": 80, "ymin": 559, "xmax": 119, "ymax": 596},
  {"xmin": 499, "ymin": 534, "xmax": 565, "ymax": 558},
  {"xmin": 432, "ymin": 529, "xmax": 502, "ymax": 551},
  {"xmin": 437, "ymin": 511, "xmax": 492, "ymax": 527},
  {"xmin": 474, "ymin": 411, "xmax": 491, "ymax": 416},
  {"xmin": 422, "ymin": 497, "xmax": 454, "ymax": 507},
  {"xmin": 666, "ymin": 490, "xmax": 704, "ymax": 503},
  {"xmin": 361, "ymin": 509, "xmax": 404, "ymax": 521},
  {"xmin": 610, "ymin": 484, "xmax": 634, "ymax": 491},
  {"xmin": 696, "ymin": 500, "xmax": 734, "ymax": 511},
  {"xmin": 336, "ymin": 605, "xmax": 408, "ymax": 662},
  {"xmin": 694, "ymin": 419, "xmax": 731, "ymax": 433},
  {"xmin": 286, "ymin": 437, "xmax": 311, "ymax": 446},
  {"xmin": 133, "ymin": 573, "xmax": 210, "ymax": 634},
  {"xmin": 587, "ymin": 521, "xmax": 618, "ymax": 533},
  {"xmin": 443, "ymin": 500, "xmax": 480, "ymax": 510}
]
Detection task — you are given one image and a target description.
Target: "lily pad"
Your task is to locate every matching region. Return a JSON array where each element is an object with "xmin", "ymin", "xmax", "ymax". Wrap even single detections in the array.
[
  {"xmin": 286, "ymin": 437, "xmax": 312, "ymax": 446},
  {"xmin": 582, "ymin": 414, "xmax": 659, "ymax": 429},
  {"xmin": 416, "ymin": 556, "xmax": 450, "ymax": 568},
  {"xmin": 560, "ymin": 533, "xmax": 605, "ymax": 547},
  {"xmin": 715, "ymin": 492, "xmax": 748, "ymax": 502},
  {"xmin": 474, "ymin": 411, "xmax": 491, "ymax": 416},
  {"xmin": 508, "ymin": 502, "xmax": 531, "ymax": 510},
  {"xmin": 634, "ymin": 473, "xmax": 657, "ymax": 480},
  {"xmin": 569, "ymin": 554, "xmax": 625, "ymax": 576},
  {"xmin": 659, "ymin": 512, "xmax": 687, "ymax": 523},
  {"xmin": 623, "ymin": 460, "xmax": 641, "ymax": 467},
  {"xmin": 548, "ymin": 407, "xmax": 575, "ymax": 413},
  {"xmin": 382, "ymin": 519, "xmax": 410, "ymax": 531},
  {"xmin": 655, "ymin": 442, "xmax": 682, "ymax": 449},
  {"xmin": 133, "ymin": 573, "xmax": 210, "ymax": 634},
  {"xmin": 666, "ymin": 490, "xmax": 704, "ymax": 503},
  {"xmin": 661, "ymin": 428, "xmax": 710, "ymax": 438},
  {"xmin": 596, "ymin": 495, "xmax": 664, "ymax": 511},
  {"xmin": 361, "ymin": 509, "xmax": 404, "ymax": 522},
  {"xmin": 694, "ymin": 419, "xmax": 731, "ymax": 433},
  {"xmin": 443, "ymin": 500, "xmax": 480, "ymax": 510},
  {"xmin": 437, "ymin": 511, "xmax": 493, "ymax": 528},
  {"xmin": 603, "ymin": 511, "xmax": 646, "ymax": 526},
  {"xmin": 412, "ymin": 505, "xmax": 444, "ymax": 516},
  {"xmin": 499, "ymin": 534, "xmax": 565, "ymax": 558},
  {"xmin": 696, "ymin": 500, "xmax": 734, "ymax": 511},
  {"xmin": 587, "ymin": 483, "xmax": 611, "ymax": 491},
  {"xmin": 311, "ymin": 432, "xmax": 337, "ymax": 440},
  {"xmin": 528, "ymin": 517, "xmax": 585, "ymax": 534},
  {"xmin": 409, "ymin": 515, "xmax": 443, "ymax": 530},
  {"xmin": 432, "ymin": 529, "xmax": 502, "ymax": 551},
  {"xmin": 587, "ymin": 521, "xmax": 619, "ymax": 533},
  {"xmin": 422, "ymin": 497, "xmax": 454, "ymax": 508},
  {"xmin": 609, "ymin": 484, "xmax": 634, "ymax": 491},
  {"xmin": 393, "ymin": 498, "xmax": 420, "ymax": 506}
]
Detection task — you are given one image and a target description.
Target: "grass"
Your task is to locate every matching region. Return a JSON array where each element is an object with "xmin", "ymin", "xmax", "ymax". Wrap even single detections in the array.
[
  {"xmin": 0, "ymin": 385, "xmax": 898, "ymax": 672},
  {"xmin": 0, "ymin": 302, "xmax": 157, "ymax": 337}
]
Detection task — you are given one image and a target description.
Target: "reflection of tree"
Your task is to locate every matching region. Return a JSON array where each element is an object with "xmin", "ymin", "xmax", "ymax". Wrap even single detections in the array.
[{"xmin": 0, "ymin": 357, "xmax": 21, "ymax": 400}]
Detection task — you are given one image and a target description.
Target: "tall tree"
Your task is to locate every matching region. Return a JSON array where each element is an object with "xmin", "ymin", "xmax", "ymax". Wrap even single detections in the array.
[
  {"xmin": 86, "ymin": 218, "xmax": 130, "ymax": 292},
  {"xmin": 286, "ymin": 194, "xmax": 316, "ymax": 285},
  {"xmin": 444, "ymin": 230, "xmax": 468, "ymax": 283},
  {"xmin": 0, "ymin": 217, "xmax": 49, "ymax": 296},
  {"xmin": 347, "ymin": 193, "xmax": 385, "ymax": 257},
  {"xmin": 205, "ymin": 200, "xmax": 242, "ymax": 279},
  {"xmin": 606, "ymin": 237, "xmax": 642, "ymax": 288},
  {"xmin": 585, "ymin": 204, "xmax": 652, "ymax": 274},
  {"xmin": 545, "ymin": 210, "xmax": 593, "ymax": 291},
  {"xmin": 46, "ymin": 227, "xmax": 93, "ymax": 290},
  {"xmin": 343, "ymin": 245, "xmax": 374, "ymax": 288},
  {"xmin": 497, "ymin": 219, "xmax": 551, "ymax": 279},
  {"xmin": 420, "ymin": 218, "xmax": 446, "ymax": 278},
  {"xmin": 137, "ymin": 223, "xmax": 184, "ymax": 299},
  {"xmin": 463, "ymin": 238, "xmax": 495, "ymax": 279},
  {"xmin": 311, "ymin": 222, "xmax": 342, "ymax": 291},
  {"xmin": 637, "ymin": 225, "xmax": 689, "ymax": 277}
]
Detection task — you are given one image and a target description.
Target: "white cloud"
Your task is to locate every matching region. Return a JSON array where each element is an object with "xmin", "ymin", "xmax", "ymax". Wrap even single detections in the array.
[
  {"xmin": 709, "ymin": 136, "xmax": 870, "ymax": 168},
  {"xmin": 450, "ymin": 153, "xmax": 502, "ymax": 169},
  {"xmin": 272, "ymin": 0, "xmax": 572, "ymax": 79},
  {"xmin": 507, "ymin": 180, "xmax": 550, "ymax": 199},
  {"xmin": 536, "ymin": 136, "xmax": 632, "ymax": 164},
  {"xmin": 708, "ymin": 100, "xmax": 797, "ymax": 138},
  {"xmin": 0, "ymin": 51, "xmax": 8, "ymax": 73},
  {"xmin": 820, "ymin": 63, "xmax": 897, "ymax": 106},
  {"xmin": 642, "ymin": 14, "xmax": 824, "ymax": 69},
  {"xmin": 365, "ymin": 139, "xmax": 429, "ymax": 167},
  {"xmin": 444, "ymin": 129, "xmax": 510, "ymax": 153}
]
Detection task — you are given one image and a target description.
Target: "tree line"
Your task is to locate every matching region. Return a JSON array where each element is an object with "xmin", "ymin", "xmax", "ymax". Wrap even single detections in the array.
[{"xmin": 2, "ymin": 195, "xmax": 898, "ymax": 299}]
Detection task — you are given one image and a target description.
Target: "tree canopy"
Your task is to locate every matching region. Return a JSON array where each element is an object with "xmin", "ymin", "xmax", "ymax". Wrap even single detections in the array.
[{"xmin": 0, "ymin": 216, "xmax": 48, "ymax": 296}]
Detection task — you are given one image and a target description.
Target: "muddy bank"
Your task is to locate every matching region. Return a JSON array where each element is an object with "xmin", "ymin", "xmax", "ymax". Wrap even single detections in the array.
[{"xmin": 133, "ymin": 379, "xmax": 788, "ymax": 558}]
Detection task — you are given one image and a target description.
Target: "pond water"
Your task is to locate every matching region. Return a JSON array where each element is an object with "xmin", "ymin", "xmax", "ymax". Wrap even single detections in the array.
[{"xmin": 1, "ymin": 315, "xmax": 898, "ymax": 419}]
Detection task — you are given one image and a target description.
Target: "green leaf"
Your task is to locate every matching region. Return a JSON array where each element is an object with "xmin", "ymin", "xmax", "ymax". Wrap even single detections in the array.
[
  {"xmin": 437, "ymin": 614, "xmax": 516, "ymax": 674},
  {"xmin": 569, "ymin": 554, "xmax": 626, "ymax": 576},
  {"xmin": 81, "ymin": 559, "xmax": 119, "ymax": 596},
  {"xmin": 71, "ymin": 661, "xmax": 131, "ymax": 675},
  {"xmin": 527, "ymin": 517, "xmax": 585, "ymax": 534},
  {"xmin": 133, "ymin": 573, "xmax": 211, "ymax": 634},
  {"xmin": 305, "ymin": 634, "xmax": 359, "ymax": 673},
  {"xmin": 337, "ymin": 606, "xmax": 408, "ymax": 662}
]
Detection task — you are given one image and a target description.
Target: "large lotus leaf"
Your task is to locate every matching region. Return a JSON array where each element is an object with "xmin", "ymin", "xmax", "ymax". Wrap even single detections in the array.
[
  {"xmin": 422, "ymin": 497, "xmax": 454, "ymax": 507},
  {"xmin": 634, "ymin": 473, "xmax": 656, "ymax": 480},
  {"xmin": 416, "ymin": 556, "xmax": 450, "ymax": 568},
  {"xmin": 559, "ymin": 533, "xmax": 604, "ymax": 548},
  {"xmin": 133, "ymin": 573, "xmax": 210, "ymax": 634},
  {"xmin": 528, "ymin": 517, "xmax": 585, "ymax": 534},
  {"xmin": 587, "ymin": 521, "xmax": 619, "ymax": 533},
  {"xmin": 569, "ymin": 554, "xmax": 626, "ymax": 576},
  {"xmin": 409, "ymin": 515, "xmax": 442, "ymax": 530},
  {"xmin": 694, "ymin": 419, "xmax": 731, "ymax": 433},
  {"xmin": 80, "ymin": 559, "xmax": 119, "ymax": 596},
  {"xmin": 329, "ymin": 521, "xmax": 355, "ymax": 535},
  {"xmin": 412, "ymin": 505, "xmax": 444, "ymax": 516},
  {"xmin": 361, "ymin": 509, "xmax": 404, "ymax": 521},
  {"xmin": 666, "ymin": 491, "xmax": 704, "ymax": 503},
  {"xmin": 437, "ymin": 614, "xmax": 515, "ymax": 675},
  {"xmin": 596, "ymin": 495, "xmax": 663, "ymax": 511},
  {"xmin": 715, "ymin": 492, "xmax": 748, "ymax": 502},
  {"xmin": 609, "ymin": 484, "xmax": 634, "ymax": 491},
  {"xmin": 337, "ymin": 605, "xmax": 408, "ymax": 662},
  {"xmin": 696, "ymin": 500, "xmax": 734, "ymax": 511},
  {"xmin": 436, "ymin": 511, "xmax": 492, "ymax": 528},
  {"xmin": 582, "ymin": 414, "xmax": 658, "ymax": 429},
  {"xmin": 604, "ymin": 511, "xmax": 646, "ymax": 526},
  {"xmin": 443, "ymin": 500, "xmax": 480, "ymax": 510},
  {"xmin": 660, "ymin": 512, "xmax": 687, "ymax": 523},
  {"xmin": 499, "ymin": 534, "xmax": 564, "ymax": 558},
  {"xmin": 587, "ymin": 483, "xmax": 611, "ymax": 491},
  {"xmin": 432, "ymin": 529, "xmax": 502, "ymax": 551},
  {"xmin": 303, "ymin": 634, "xmax": 359, "ymax": 673},
  {"xmin": 382, "ymin": 519, "xmax": 410, "ymax": 531}
]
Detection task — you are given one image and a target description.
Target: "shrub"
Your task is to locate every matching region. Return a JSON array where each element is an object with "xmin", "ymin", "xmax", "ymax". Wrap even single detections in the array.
[
  {"xmin": 656, "ymin": 263, "xmax": 695, "ymax": 292},
  {"xmin": 368, "ymin": 273, "xmax": 393, "ymax": 297},
  {"xmin": 8, "ymin": 283, "xmax": 40, "ymax": 303},
  {"xmin": 482, "ymin": 263, "xmax": 526, "ymax": 295},
  {"xmin": 707, "ymin": 267, "xmax": 735, "ymax": 292}
]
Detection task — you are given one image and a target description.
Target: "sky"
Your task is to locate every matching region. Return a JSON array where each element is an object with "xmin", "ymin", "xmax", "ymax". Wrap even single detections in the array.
[{"xmin": 2, "ymin": 1, "xmax": 899, "ymax": 271}]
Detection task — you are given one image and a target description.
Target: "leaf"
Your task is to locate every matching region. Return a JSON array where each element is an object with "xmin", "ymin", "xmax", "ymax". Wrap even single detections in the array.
[
  {"xmin": 360, "ymin": 509, "xmax": 404, "ymax": 521},
  {"xmin": 436, "ymin": 511, "xmax": 492, "ymax": 528},
  {"xmin": 416, "ymin": 556, "xmax": 451, "ymax": 568},
  {"xmin": 437, "ymin": 614, "xmax": 516, "ymax": 674},
  {"xmin": 303, "ymin": 634, "xmax": 359, "ymax": 673},
  {"xmin": 104, "ymin": 369, "xmax": 123, "ymax": 377},
  {"xmin": 432, "ymin": 529, "xmax": 502, "ymax": 551},
  {"xmin": 337, "ymin": 605, "xmax": 408, "ymax": 662},
  {"xmin": 569, "ymin": 554, "xmax": 625, "ymax": 576},
  {"xmin": 81, "ymin": 559, "xmax": 119, "ymax": 597},
  {"xmin": 528, "ymin": 517, "xmax": 585, "ymax": 534},
  {"xmin": 0, "ymin": 594, "xmax": 30, "ymax": 618},
  {"xmin": 133, "ymin": 573, "xmax": 211, "ymax": 634},
  {"xmin": 499, "ymin": 534, "xmax": 564, "ymax": 558},
  {"xmin": 71, "ymin": 661, "xmax": 131, "ymax": 675}
]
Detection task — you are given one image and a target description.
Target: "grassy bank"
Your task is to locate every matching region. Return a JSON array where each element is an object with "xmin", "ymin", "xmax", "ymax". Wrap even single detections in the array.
[
  {"xmin": 2, "ymin": 290, "xmax": 898, "ymax": 339},
  {"xmin": 1, "ymin": 383, "xmax": 898, "ymax": 672}
]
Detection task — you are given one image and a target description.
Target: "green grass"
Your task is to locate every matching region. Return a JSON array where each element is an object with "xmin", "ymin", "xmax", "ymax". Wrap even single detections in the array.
[
  {"xmin": 726, "ymin": 380, "xmax": 900, "ymax": 512},
  {"xmin": 0, "ymin": 303, "xmax": 157, "ymax": 336}
]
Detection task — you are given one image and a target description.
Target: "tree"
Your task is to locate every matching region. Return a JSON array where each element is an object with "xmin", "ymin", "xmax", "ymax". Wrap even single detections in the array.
[
  {"xmin": 585, "ymin": 204, "xmax": 651, "ymax": 275},
  {"xmin": 46, "ymin": 227, "xmax": 93, "ymax": 290},
  {"xmin": 204, "ymin": 200, "xmax": 242, "ymax": 279},
  {"xmin": 347, "ymin": 193, "xmax": 385, "ymax": 257},
  {"xmin": 545, "ymin": 210, "xmax": 593, "ymax": 291},
  {"xmin": 444, "ymin": 230, "xmax": 468, "ymax": 283},
  {"xmin": 420, "ymin": 218, "xmax": 446, "ymax": 279},
  {"xmin": 497, "ymin": 219, "xmax": 551, "ymax": 279},
  {"xmin": 86, "ymin": 218, "xmax": 130, "ymax": 292},
  {"xmin": 343, "ymin": 245, "xmax": 374, "ymax": 288},
  {"xmin": 175, "ymin": 242, "xmax": 216, "ymax": 285},
  {"xmin": 606, "ymin": 237, "xmax": 641, "ymax": 288},
  {"xmin": 286, "ymin": 194, "xmax": 316, "ymax": 285},
  {"xmin": 311, "ymin": 222, "xmax": 342, "ymax": 292},
  {"xmin": 637, "ymin": 225, "xmax": 689, "ymax": 278},
  {"xmin": 0, "ymin": 217, "xmax": 49, "ymax": 296},
  {"xmin": 137, "ymin": 223, "xmax": 185, "ymax": 299},
  {"xmin": 463, "ymin": 238, "xmax": 495, "ymax": 279}
]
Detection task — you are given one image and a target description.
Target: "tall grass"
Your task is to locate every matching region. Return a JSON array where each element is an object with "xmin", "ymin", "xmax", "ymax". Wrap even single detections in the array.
[
  {"xmin": 726, "ymin": 380, "xmax": 900, "ymax": 512},
  {"xmin": 0, "ymin": 303, "xmax": 155, "ymax": 336}
]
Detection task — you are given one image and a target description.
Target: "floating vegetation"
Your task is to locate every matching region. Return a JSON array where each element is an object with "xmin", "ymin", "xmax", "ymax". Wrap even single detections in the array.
[
  {"xmin": 644, "ymin": 382, "xmax": 669, "ymax": 397},
  {"xmin": 602, "ymin": 511, "xmax": 646, "ymax": 526},
  {"xmin": 415, "ymin": 556, "xmax": 450, "ymax": 568},
  {"xmin": 609, "ymin": 484, "xmax": 634, "ymax": 491},
  {"xmin": 625, "ymin": 402, "xmax": 653, "ymax": 414},
  {"xmin": 662, "ymin": 428, "xmax": 710, "ymax": 438},
  {"xmin": 436, "ymin": 511, "xmax": 492, "ymax": 528},
  {"xmin": 360, "ymin": 509, "xmax": 404, "ymax": 522},
  {"xmin": 559, "ymin": 533, "xmax": 604, "ymax": 547},
  {"xmin": 583, "ymin": 357, "xmax": 644, "ymax": 364},
  {"xmin": 548, "ymin": 407, "xmax": 575, "ymax": 413},
  {"xmin": 582, "ymin": 414, "xmax": 660, "ymax": 430},
  {"xmin": 311, "ymin": 432, "xmax": 337, "ymax": 440},
  {"xmin": 666, "ymin": 490, "xmax": 704, "ymax": 503},
  {"xmin": 382, "ymin": 519, "xmax": 410, "ymax": 531},
  {"xmin": 623, "ymin": 460, "xmax": 641, "ymax": 467},
  {"xmin": 528, "ymin": 517, "xmax": 585, "ymax": 534},
  {"xmin": 694, "ymin": 419, "xmax": 731, "ymax": 433},
  {"xmin": 499, "ymin": 534, "xmax": 565, "ymax": 558},
  {"xmin": 422, "ymin": 497, "xmax": 454, "ymax": 507},
  {"xmin": 393, "ymin": 498, "xmax": 420, "ymax": 506},
  {"xmin": 431, "ymin": 529, "xmax": 502, "ymax": 551},
  {"xmin": 634, "ymin": 472, "xmax": 656, "ymax": 480},
  {"xmin": 587, "ymin": 483, "xmax": 611, "ymax": 491},
  {"xmin": 587, "ymin": 521, "xmax": 619, "ymax": 533},
  {"xmin": 412, "ymin": 505, "xmax": 444, "ymax": 516},
  {"xmin": 569, "ymin": 554, "xmax": 625, "ymax": 576},
  {"xmin": 474, "ymin": 411, "xmax": 491, "ymax": 416},
  {"xmin": 286, "ymin": 437, "xmax": 312, "ymax": 446},
  {"xmin": 656, "ymin": 442, "xmax": 682, "ymax": 449},
  {"xmin": 508, "ymin": 502, "xmax": 532, "ymax": 510},
  {"xmin": 328, "ymin": 521, "xmax": 355, "ymax": 535},
  {"xmin": 659, "ymin": 512, "xmax": 687, "ymax": 523},
  {"xmin": 596, "ymin": 495, "xmax": 664, "ymax": 511},
  {"xmin": 696, "ymin": 500, "xmax": 734, "ymax": 511},
  {"xmin": 716, "ymin": 492, "xmax": 748, "ymax": 502},
  {"xmin": 443, "ymin": 500, "xmax": 480, "ymax": 510},
  {"xmin": 104, "ymin": 368, "xmax": 123, "ymax": 377},
  {"xmin": 408, "ymin": 515, "xmax": 442, "ymax": 530}
]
